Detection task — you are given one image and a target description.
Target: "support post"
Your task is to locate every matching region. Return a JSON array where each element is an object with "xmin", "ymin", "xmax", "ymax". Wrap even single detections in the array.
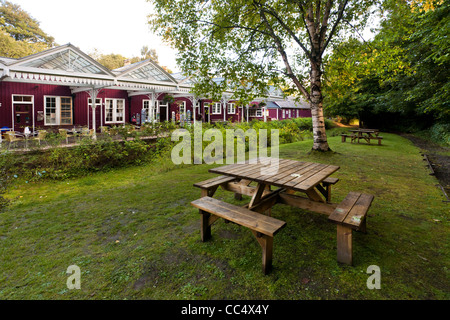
[
  {"xmin": 336, "ymin": 225, "xmax": 353, "ymax": 265},
  {"xmin": 200, "ymin": 210, "xmax": 212, "ymax": 242},
  {"xmin": 252, "ymin": 231, "xmax": 274, "ymax": 275}
]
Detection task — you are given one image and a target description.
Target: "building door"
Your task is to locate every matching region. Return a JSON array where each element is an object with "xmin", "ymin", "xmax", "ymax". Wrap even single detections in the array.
[
  {"xmin": 159, "ymin": 106, "xmax": 167, "ymax": 122},
  {"xmin": 204, "ymin": 103, "xmax": 210, "ymax": 123},
  {"xmin": 12, "ymin": 95, "xmax": 33, "ymax": 132}
]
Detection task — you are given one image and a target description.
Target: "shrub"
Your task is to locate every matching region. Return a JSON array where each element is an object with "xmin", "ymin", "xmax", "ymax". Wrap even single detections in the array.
[{"xmin": 429, "ymin": 123, "xmax": 450, "ymax": 146}]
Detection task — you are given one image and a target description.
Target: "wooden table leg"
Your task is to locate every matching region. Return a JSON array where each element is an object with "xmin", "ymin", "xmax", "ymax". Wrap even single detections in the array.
[
  {"xmin": 305, "ymin": 188, "xmax": 326, "ymax": 203},
  {"xmin": 248, "ymin": 183, "xmax": 266, "ymax": 208},
  {"xmin": 252, "ymin": 231, "xmax": 274, "ymax": 275},
  {"xmin": 337, "ymin": 225, "xmax": 353, "ymax": 265}
]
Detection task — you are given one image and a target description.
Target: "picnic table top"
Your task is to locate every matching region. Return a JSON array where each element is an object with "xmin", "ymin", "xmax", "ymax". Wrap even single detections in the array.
[
  {"xmin": 209, "ymin": 157, "xmax": 340, "ymax": 192},
  {"xmin": 349, "ymin": 128, "xmax": 379, "ymax": 133}
]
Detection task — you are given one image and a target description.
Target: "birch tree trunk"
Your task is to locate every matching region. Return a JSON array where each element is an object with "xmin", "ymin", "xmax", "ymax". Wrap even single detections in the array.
[{"xmin": 310, "ymin": 59, "xmax": 330, "ymax": 151}]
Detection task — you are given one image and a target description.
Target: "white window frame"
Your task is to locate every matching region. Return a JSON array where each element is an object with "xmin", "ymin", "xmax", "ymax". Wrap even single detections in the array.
[
  {"xmin": 178, "ymin": 101, "xmax": 186, "ymax": 115},
  {"xmin": 143, "ymin": 99, "xmax": 158, "ymax": 121},
  {"xmin": 227, "ymin": 102, "xmax": 236, "ymax": 114},
  {"xmin": 44, "ymin": 95, "xmax": 73, "ymax": 125},
  {"xmin": 105, "ymin": 98, "xmax": 125, "ymax": 124},
  {"xmin": 211, "ymin": 102, "xmax": 221, "ymax": 114},
  {"xmin": 249, "ymin": 108, "xmax": 262, "ymax": 117}
]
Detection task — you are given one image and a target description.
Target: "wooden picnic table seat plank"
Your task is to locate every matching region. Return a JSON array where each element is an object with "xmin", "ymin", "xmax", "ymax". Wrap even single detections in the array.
[
  {"xmin": 323, "ymin": 177, "xmax": 339, "ymax": 185},
  {"xmin": 328, "ymin": 191, "xmax": 374, "ymax": 230},
  {"xmin": 193, "ymin": 175, "xmax": 237, "ymax": 189},
  {"xmin": 191, "ymin": 196, "xmax": 286, "ymax": 274},
  {"xmin": 328, "ymin": 191, "xmax": 361, "ymax": 223},
  {"xmin": 192, "ymin": 196, "xmax": 286, "ymax": 236},
  {"xmin": 343, "ymin": 193, "xmax": 374, "ymax": 229}
]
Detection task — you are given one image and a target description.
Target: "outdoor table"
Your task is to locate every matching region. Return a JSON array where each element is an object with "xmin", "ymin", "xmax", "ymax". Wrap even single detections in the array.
[
  {"xmin": 348, "ymin": 129, "xmax": 382, "ymax": 145},
  {"xmin": 208, "ymin": 157, "xmax": 340, "ymax": 211},
  {"xmin": 192, "ymin": 157, "xmax": 375, "ymax": 269}
]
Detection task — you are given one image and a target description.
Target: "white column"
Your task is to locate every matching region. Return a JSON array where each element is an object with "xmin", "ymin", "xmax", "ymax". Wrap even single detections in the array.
[
  {"xmin": 223, "ymin": 100, "xmax": 227, "ymax": 121},
  {"xmin": 192, "ymin": 97, "xmax": 198, "ymax": 124},
  {"xmin": 150, "ymin": 92, "xmax": 155, "ymax": 122},
  {"xmin": 89, "ymin": 88, "xmax": 99, "ymax": 141}
]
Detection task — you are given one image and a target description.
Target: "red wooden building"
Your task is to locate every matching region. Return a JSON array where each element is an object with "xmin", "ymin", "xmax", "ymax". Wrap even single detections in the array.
[{"xmin": 0, "ymin": 44, "xmax": 310, "ymax": 134}]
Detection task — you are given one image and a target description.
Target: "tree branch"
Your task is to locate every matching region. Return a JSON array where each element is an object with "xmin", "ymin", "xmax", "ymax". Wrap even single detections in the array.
[
  {"xmin": 321, "ymin": 0, "xmax": 349, "ymax": 55},
  {"xmin": 258, "ymin": 8, "xmax": 310, "ymax": 101}
]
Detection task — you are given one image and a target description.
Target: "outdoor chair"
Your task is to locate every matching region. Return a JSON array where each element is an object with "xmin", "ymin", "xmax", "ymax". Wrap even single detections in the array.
[
  {"xmin": 81, "ymin": 128, "xmax": 94, "ymax": 139},
  {"xmin": 34, "ymin": 130, "xmax": 48, "ymax": 146},
  {"xmin": 4, "ymin": 131, "xmax": 24, "ymax": 150},
  {"xmin": 58, "ymin": 129, "xmax": 69, "ymax": 144}
]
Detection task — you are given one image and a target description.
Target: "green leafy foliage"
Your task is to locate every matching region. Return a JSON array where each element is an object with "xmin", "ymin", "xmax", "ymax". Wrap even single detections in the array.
[
  {"xmin": 323, "ymin": 0, "xmax": 449, "ymax": 135},
  {"xmin": 0, "ymin": 1, "xmax": 55, "ymax": 58}
]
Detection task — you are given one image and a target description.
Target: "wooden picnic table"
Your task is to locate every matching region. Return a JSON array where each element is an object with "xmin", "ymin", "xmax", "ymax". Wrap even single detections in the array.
[
  {"xmin": 191, "ymin": 158, "xmax": 374, "ymax": 273},
  {"xmin": 191, "ymin": 157, "xmax": 373, "ymax": 273},
  {"xmin": 344, "ymin": 128, "xmax": 383, "ymax": 145}
]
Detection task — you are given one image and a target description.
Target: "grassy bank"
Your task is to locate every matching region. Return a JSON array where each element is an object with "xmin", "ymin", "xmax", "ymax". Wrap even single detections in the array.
[{"xmin": 0, "ymin": 133, "xmax": 448, "ymax": 299}]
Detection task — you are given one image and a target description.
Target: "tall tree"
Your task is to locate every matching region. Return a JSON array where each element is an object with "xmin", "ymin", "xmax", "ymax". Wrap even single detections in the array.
[
  {"xmin": 323, "ymin": 0, "xmax": 449, "ymax": 128},
  {"xmin": 0, "ymin": 0, "xmax": 55, "ymax": 57},
  {"xmin": 149, "ymin": 0, "xmax": 374, "ymax": 151},
  {"xmin": 140, "ymin": 45, "xmax": 159, "ymax": 62}
]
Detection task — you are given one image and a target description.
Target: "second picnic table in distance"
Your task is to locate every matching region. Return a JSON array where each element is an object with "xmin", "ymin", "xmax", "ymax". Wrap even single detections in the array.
[{"xmin": 342, "ymin": 129, "xmax": 383, "ymax": 145}]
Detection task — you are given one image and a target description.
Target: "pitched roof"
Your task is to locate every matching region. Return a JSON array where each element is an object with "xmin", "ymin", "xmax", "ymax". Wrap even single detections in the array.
[
  {"xmin": 6, "ymin": 43, "xmax": 115, "ymax": 76},
  {"xmin": 275, "ymin": 96, "xmax": 310, "ymax": 109},
  {"xmin": 112, "ymin": 59, "xmax": 178, "ymax": 84}
]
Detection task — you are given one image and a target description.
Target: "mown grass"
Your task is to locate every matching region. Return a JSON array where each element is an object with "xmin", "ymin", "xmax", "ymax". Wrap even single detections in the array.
[{"xmin": 0, "ymin": 133, "xmax": 448, "ymax": 300}]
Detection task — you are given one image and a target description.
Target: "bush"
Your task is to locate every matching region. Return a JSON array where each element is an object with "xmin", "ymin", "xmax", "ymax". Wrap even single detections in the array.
[{"xmin": 429, "ymin": 123, "xmax": 450, "ymax": 146}]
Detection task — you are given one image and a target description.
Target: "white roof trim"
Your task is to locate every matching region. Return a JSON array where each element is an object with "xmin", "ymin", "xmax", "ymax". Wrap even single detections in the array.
[{"xmin": 114, "ymin": 59, "xmax": 178, "ymax": 84}]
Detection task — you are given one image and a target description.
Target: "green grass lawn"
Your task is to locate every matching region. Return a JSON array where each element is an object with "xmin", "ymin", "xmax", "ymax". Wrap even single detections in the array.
[{"xmin": 0, "ymin": 133, "xmax": 448, "ymax": 300}]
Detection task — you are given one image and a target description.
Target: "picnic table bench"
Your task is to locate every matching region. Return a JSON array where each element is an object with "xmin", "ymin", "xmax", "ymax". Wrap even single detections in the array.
[
  {"xmin": 191, "ymin": 196, "xmax": 286, "ymax": 274},
  {"xmin": 190, "ymin": 158, "xmax": 375, "ymax": 274}
]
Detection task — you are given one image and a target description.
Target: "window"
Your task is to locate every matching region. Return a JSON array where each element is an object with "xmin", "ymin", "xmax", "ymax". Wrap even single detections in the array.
[
  {"xmin": 249, "ymin": 108, "xmax": 262, "ymax": 117},
  {"xmin": 60, "ymin": 97, "xmax": 72, "ymax": 124},
  {"xmin": 178, "ymin": 101, "xmax": 186, "ymax": 114},
  {"xmin": 212, "ymin": 102, "xmax": 221, "ymax": 114},
  {"xmin": 143, "ymin": 100, "xmax": 159, "ymax": 122},
  {"xmin": 142, "ymin": 100, "xmax": 151, "ymax": 119},
  {"xmin": 227, "ymin": 103, "xmax": 236, "ymax": 114},
  {"xmin": 105, "ymin": 98, "xmax": 125, "ymax": 123},
  {"xmin": 44, "ymin": 96, "xmax": 72, "ymax": 125}
]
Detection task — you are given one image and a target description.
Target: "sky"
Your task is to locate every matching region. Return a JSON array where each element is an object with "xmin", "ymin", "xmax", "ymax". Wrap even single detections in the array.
[{"xmin": 12, "ymin": 0, "xmax": 180, "ymax": 72}]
